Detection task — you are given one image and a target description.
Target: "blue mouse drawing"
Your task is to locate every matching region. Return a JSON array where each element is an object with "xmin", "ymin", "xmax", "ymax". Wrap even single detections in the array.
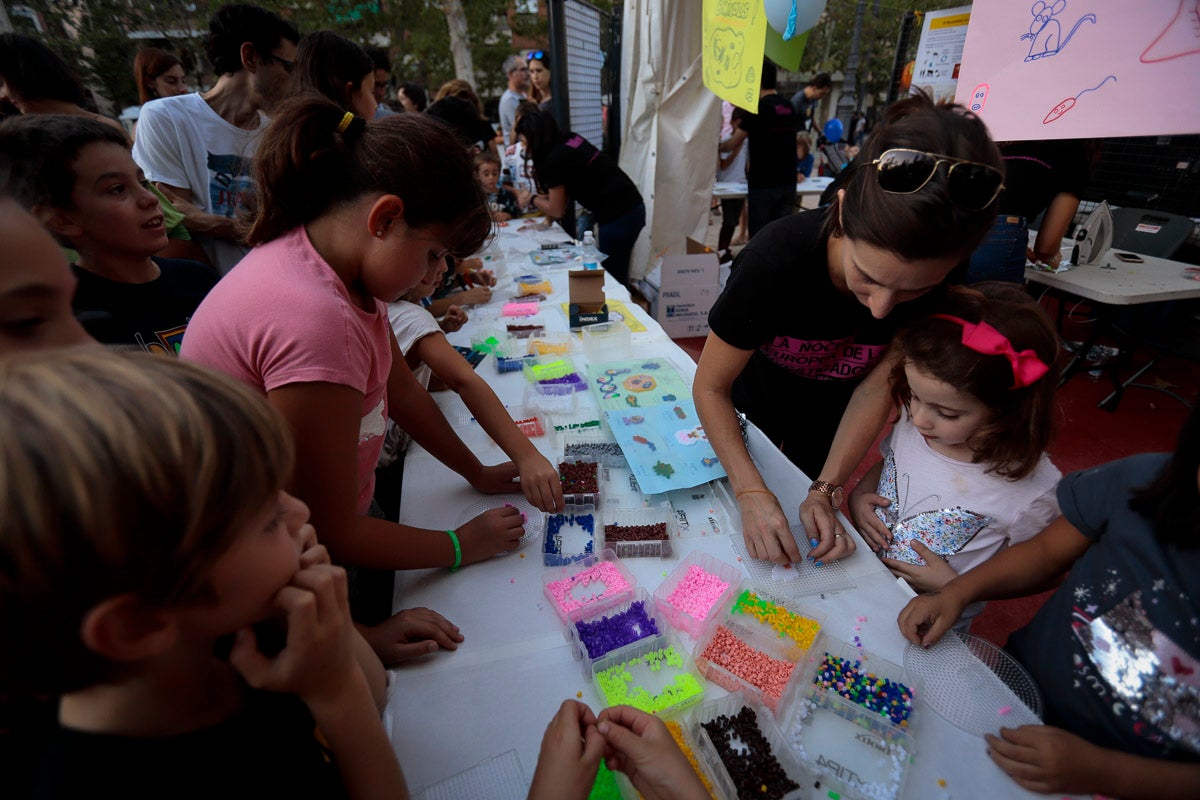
[{"xmin": 1021, "ymin": 0, "xmax": 1097, "ymax": 62}]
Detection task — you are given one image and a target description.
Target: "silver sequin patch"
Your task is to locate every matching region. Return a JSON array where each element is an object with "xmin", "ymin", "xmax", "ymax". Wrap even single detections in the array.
[{"xmin": 1075, "ymin": 591, "xmax": 1200, "ymax": 754}]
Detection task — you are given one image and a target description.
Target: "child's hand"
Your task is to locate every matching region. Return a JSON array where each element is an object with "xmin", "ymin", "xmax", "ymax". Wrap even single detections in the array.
[
  {"xmin": 849, "ymin": 487, "xmax": 891, "ymax": 553},
  {"xmin": 439, "ymin": 305, "xmax": 468, "ymax": 333},
  {"xmin": 527, "ymin": 700, "xmax": 605, "ymax": 800},
  {"xmin": 470, "ymin": 461, "xmax": 520, "ymax": 495},
  {"xmin": 882, "ymin": 541, "xmax": 959, "ymax": 593},
  {"xmin": 230, "ymin": 563, "xmax": 356, "ymax": 706},
  {"xmin": 985, "ymin": 725, "xmax": 1105, "ymax": 795},
  {"xmin": 517, "ymin": 451, "xmax": 564, "ymax": 512},
  {"xmin": 800, "ymin": 492, "xmax": 856, "ymax": 563},
  {"xmin": 596, "ymin": 706, "xmax": 711, "ymax": 800},
  {"xmin": 458, "ymin": 504, "xmax": 525, "ymax": 562},
  {"xmin": 738, "ymin": 490, "xmax": 799, "ymax": 565},
  {"xmin": 463, "ymin": 266, "xmax": 497, "ymax": 288},
  {"xmin": 362, "ymin": 607, "xmax": 464, "ymax": 667},
  {"xmin": 896, "ymin": 585, "xmax": 968, "ymax": 648},
  {"xmin": 515, "ymin": 188, "xmax": 532, "ymax": 209},
  {"xmin": 458, "ymin": 286, "xmax": 492, "ymax": 305}
]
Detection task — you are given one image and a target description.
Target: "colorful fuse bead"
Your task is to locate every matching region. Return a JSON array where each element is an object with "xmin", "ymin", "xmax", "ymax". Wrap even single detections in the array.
[
  {"xmin": 700, "ymin": 706, "xmax": 798, "ymax": 800},
  {"xmin": 699, "ymin": 625, "xmax": 795, "ymax": 711},
  {"xmin": 588, "ymin": 760, "xmax": 623, "ymax": 800},
  {"xmin": 559, "ymin": 461, "xmax": 600, "ymax": 494},
  {"xmin": 813, "ymin": 652, "xmax": 914, "ymax": 727},
  {"xmin": 543, "ymin": 512, "xmax": 596, "ymax": 566},
  {"xmin": 545, "ymin": 560, "xmax": 631, "ymax": 618},
  {"xmin": 575, "ymin": 600, "xmax": 659, "ymax": 659},
  {"xmin": 604, "ymin": 522, "xmax": 669, "ymax": 542},
  {"xmin": 665, "ymin": 565, "xmax": 730, "ymax": 622},
  {"xmin": 731, "ymin": 590, "xmax": 821, "ymax": 649},
  {"xmin": 594, "ymin": 646, "xmax": 704, "ymax": 713}
]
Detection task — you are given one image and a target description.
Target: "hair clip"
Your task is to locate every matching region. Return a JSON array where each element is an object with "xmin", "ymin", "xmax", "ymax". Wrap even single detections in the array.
[
  {"xmin": 336, "ymin": 112, "xmax": 355, "ymax": 134},
  {"xmin": 932, "ymin": 314, "xmax": 1049, "ymax": 389}
]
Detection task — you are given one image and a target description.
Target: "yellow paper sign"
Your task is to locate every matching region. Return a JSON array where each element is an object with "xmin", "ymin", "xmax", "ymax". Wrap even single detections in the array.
[{"xmin": 702, "ymin": 0, "xmax": 769, "ymax": 112}]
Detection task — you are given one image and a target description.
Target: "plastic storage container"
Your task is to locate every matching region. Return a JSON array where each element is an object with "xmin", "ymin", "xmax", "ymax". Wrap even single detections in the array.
[
  {"xmin": 693, "ymin": 615, "xmax": 809, "ymax": 715},
  {"xmin": 590, "ymin": 633, "xmax": 706, "ymax": 717},
  {"xmin": 566, "ymin": 587, "xmax": 667, "ymax": 671},
  {"xmin": 526, "ymin": 330, "xmax": 575, "ymax": 357},
  {"xmin": 558, "ymin": 456, "xmax": 602, "ymax": 506},
  {"xmin": 542, "ymin": 502, "xmax": 600, "ymax": 567},
  {"xmin": 688, "ymin": 693, "xmax": 810, "ymax": 800},
  {"xmin": 542, "ymin": 548, "xmax": 636, "ymax": 623},
  {"xmin": 796, "ymin": 635, "xmax": 918, "ymax": 732},
  {"xmin": 561, "ymin": 427, "xmax": 626, "ymax": 468},
  {"xmin": 522, "ymin": 380, "xmax": 578, "ymax": 414},
  {"xmin": 652, "ymin": 551, "xmax": 742, "ymax": 638},
  {"xmin": 781, "ymin": 686, "xmax": 916, "ymax": 800},
  {"xmin": 726, "ymin": 589, "xmax": 823, "ymax": 652},
  {"xmin": 581, "ymin": 320, "xmax": 632, "ymax": 362},
  {"xmin": 603, "ymin": 505, "xmax": 673, "ymax": 559}
]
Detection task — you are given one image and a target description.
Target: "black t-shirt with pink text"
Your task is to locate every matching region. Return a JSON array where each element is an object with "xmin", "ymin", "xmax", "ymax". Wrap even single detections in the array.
[{"xmin": 707, "ymin": 209, "xmax": 942, "ymax": 475}]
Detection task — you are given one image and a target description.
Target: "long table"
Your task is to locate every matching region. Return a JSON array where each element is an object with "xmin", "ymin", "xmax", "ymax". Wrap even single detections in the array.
[
  {"xmin": 383, "ymin": 222, "xmax": 1067, "ymax": 800},
  {"xmin": 712, "ymin": 176, "xmax": 834, "ymax": 201}
]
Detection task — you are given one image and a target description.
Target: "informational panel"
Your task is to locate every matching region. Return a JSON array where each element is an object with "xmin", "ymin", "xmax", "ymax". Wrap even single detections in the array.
[
  {"xmin": 957, "ymin": 0, "xmax": 1200, "ymax": 141},
  {"xmin": 911, "ymin": 5, "xmax": 973, "ymax": 104},
  {"xmin": 702, "ymin": 0, "xmax": 769, "ymax": 112},
  {"xmin": 564, "ymin": 0, "xmax": 604, "ymax": 147}
]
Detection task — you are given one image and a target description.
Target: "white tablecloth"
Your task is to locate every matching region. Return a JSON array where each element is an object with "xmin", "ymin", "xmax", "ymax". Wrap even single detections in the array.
[{"xmin": 382, "ymin": 221, "xmax": 1065, "ymax": 800}]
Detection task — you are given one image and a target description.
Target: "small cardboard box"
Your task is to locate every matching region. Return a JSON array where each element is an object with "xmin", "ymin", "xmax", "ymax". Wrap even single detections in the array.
[
  {"xmin": 568, "ymin": 268, "xmax": 609, "ymax": 330},
  {"xmin": 659, "ymin": 238, "xmax": 719, "ymax": 288}
]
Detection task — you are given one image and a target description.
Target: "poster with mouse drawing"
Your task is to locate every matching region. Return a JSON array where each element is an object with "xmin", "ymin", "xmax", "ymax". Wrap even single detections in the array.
[{"xmin": 955, "ymin": 0, "xmax": 1200, "ymax": 140}]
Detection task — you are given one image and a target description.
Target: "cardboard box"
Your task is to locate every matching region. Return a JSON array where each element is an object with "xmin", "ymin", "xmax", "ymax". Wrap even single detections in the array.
[
  {"xmin": 655, "ymin": 285, "xmax": 715, "ymax": 338},
  {"xmin": 568, "ymin": 268, "xmax": 608, "ymax": 330},
  {"xmin": 658, "ymin": 238, "xmax": 719, "ymax": 288}
]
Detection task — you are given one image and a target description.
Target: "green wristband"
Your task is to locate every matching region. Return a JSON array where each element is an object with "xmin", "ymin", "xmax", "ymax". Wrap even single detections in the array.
[{"xmin": 446, "ymin": 529, "xmax": 462, "ymax": 572}]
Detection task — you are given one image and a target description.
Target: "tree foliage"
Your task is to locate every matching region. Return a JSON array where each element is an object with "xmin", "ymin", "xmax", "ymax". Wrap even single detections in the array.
[
  {"xmin": 793, "ymin": 0, "xmax": 966, "ymax": 103},
  {"xmin": 17, "ymin": 0, "xmax": 538, "ymax": 113}
]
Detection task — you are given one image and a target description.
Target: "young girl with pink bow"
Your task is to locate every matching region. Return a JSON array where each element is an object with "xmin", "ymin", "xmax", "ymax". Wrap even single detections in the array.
[{"xmin": 849, "ymin": 283, "xmax": 1063, "ymax": 625}]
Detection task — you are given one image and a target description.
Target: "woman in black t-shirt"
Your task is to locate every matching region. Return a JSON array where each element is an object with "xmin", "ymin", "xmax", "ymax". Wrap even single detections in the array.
[
  {"xmin": 695, "ymin": 94, "xmax": 1005, "ymax": 568},
  {"xmin": 515, "ymin": 108, "xmax": 645, "ymax": 286}
]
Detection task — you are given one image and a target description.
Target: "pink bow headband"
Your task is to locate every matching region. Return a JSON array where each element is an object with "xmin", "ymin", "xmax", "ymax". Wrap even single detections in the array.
[{"xmin": 931, "ymin": 314, "xmax": 1050, "ymax": 389}]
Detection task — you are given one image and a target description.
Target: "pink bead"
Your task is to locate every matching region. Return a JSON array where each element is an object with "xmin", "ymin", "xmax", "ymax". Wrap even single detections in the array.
[
  {"xmin": 546, "ymin": 561, "xmax": 631, "ymax": 617},
  {"xmin": 665, "ymin": 566, "xmax": 730, "ymax": 621}
]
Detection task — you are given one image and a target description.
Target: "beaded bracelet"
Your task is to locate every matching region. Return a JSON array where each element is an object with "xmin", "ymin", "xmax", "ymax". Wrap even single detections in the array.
[
  {"xmin": 735, "ymin": 488, "xmax": 774, "ymax": 501},
  {"xmin": 446, "ymin": 529, "xmax": 462, "ymax": 572}
]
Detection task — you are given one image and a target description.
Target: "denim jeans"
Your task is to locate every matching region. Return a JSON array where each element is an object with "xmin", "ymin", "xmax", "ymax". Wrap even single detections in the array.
[
  {"xmin": 597, "ymin": 202, "xmax": 646, "ymax": 288},
  {"xmin": 966, "ymin": 215, "xmax": 1028, "ymax": 284}
]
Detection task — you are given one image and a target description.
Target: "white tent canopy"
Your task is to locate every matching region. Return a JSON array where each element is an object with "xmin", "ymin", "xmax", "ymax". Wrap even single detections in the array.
[{"xmin": 618, "ymin": 1, "xmax": 721, "ymax": 282}]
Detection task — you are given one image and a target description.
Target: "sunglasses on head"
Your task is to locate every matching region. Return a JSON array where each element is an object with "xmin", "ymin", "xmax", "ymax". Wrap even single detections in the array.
[
  {"xmin": 867, "ymin": 148, "xmax": 1004, "ymax": 211},
  {"xmin": 528, "ymin": 50, "xmax": 546, "ymax": 62}
]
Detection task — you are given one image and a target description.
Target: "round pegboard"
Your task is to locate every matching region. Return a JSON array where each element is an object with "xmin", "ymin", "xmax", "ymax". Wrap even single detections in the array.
[
  {"xmin": 453, "ymin": 496, "xmax": 545, "ymax": 552},
  {"xmin": 904, "ymin": 630, "xmax": 1043, "ymax": 737}
]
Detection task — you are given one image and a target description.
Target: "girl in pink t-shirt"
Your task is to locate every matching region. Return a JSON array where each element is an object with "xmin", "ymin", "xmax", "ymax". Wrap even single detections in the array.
[{"xmin": 183, "ymin": 96, "xmax": 562, "ymax": 664}]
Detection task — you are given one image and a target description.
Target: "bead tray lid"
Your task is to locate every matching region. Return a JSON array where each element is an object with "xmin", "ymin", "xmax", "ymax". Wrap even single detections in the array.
[
  {"xmin": 686, "ymin": 692, "xmax": 811, "ymax": 800},
  {"xmin": 542, "ymin": 547, "xmax": 636, "ymax": 623},
  {"xmin": 589, "ymin": 632, "xmax": 707, "ymax": 718},
  {"xmin": 566, "ymin": 587, "xmax": 670, "ymax": 676},
  {"xmin": 651, "ymin": 550, "xmax": 743, "ymax": 640},
  {"xmin": 780, "ymin": 684, "xmax": 916, "ymax": 800}
]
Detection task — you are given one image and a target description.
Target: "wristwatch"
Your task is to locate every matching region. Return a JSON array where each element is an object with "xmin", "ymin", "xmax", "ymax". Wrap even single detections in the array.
[{"xmin": 808, "ymin": 480, "xmax": 844, "ymax": 508}]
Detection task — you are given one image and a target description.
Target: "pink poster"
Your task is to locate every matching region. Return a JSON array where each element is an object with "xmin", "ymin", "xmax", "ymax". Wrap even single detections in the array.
[{"xmin": 956, "ymin": 0, "xmax": 1200, "ymax": 141}]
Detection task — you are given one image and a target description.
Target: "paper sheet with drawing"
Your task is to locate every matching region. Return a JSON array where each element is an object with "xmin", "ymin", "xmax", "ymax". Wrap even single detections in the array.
[{"xmin": 956, "ymin": 0, "xmax": 1200, "ymax": 140}]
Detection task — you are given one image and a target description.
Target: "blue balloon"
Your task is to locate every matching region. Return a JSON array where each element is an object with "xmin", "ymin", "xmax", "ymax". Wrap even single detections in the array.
[{"xmin": 823, "ymin": 118, "xmax": 844, "ymax": 143}]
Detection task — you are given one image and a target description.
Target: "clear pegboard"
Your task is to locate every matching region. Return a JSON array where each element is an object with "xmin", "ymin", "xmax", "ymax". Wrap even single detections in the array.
[
  {"xmin": 729, "ymin": 524, "xmax": 855, "ymax": 600},
  {"xmin": 903, "ymin": 630, "xmax": 1042, "ymax": 738},
  {"xmin": 415, "ymin": 749, "xmax": 527, "ymax": 800}
]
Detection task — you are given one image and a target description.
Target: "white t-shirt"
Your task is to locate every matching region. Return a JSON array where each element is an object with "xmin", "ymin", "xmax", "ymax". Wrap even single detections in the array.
[
  {"xmin": 717, "ymin": 132, "xmax": 748, "ymax": 183},
  {"xmin": 498, "ymin": 88, "xmax": 525, "ymax": 148},
  {"xmin": 875, "ymin": 414, "xmax": 1061, "ymax": 615},
  {"xmin": 503, "ymin": 140, "xmax": 536, "ymax": 201},
  {"xmin": 132, "ymin": 92, "xmax": 266, "ymax": 274},
  {"xmin": 385, "ymin": 301, "xmax": 443, "ymax": 455}
]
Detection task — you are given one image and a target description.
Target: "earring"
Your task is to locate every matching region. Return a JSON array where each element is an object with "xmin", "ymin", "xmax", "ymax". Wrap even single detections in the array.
[{"xmin": 375, "ymin": 229, "xmax": 384, "ymax": 237}]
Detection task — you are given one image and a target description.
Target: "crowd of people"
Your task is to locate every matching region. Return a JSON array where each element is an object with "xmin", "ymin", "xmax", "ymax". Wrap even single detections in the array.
[{"xmin": 0, "ymin": 5, "xmax": 1196, "ymax": 799}]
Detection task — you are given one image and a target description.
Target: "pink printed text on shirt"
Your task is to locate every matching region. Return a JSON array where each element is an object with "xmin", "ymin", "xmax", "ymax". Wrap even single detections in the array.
[{"xmin": 759, "ymin": 335, "xmax": 885, "ymax": 381}]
